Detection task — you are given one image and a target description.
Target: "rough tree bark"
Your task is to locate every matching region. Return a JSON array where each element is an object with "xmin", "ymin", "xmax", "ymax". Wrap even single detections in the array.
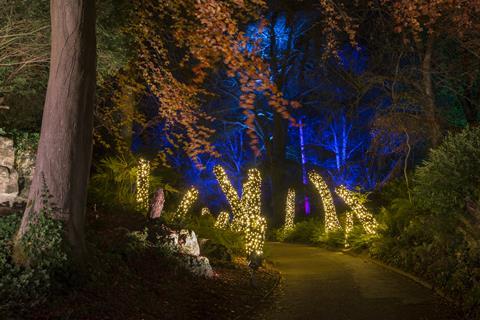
[
  {"xmin": 149, "ymin": 188, "xmax": 165, "ymax": 219},
  {"xmin": 16, "ymin": 0, "xmax": 96, "ymax": 262}
]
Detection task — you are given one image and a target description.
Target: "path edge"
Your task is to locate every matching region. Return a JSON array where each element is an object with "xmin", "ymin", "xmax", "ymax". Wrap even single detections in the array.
[{"xmin": 344, "ymin": 250, "xmax": 458, "ymax": 306}]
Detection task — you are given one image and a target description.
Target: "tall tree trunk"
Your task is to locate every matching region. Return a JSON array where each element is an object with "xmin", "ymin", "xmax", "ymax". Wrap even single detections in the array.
[
  {"xmin": 16, "ymin": 0, "xmax": 96, "ymax": 262},
  {"xmin": 421, "ymin": 35, "xmax": 441, "ymax": 146},
  {"xmin": 271, "ymin": 112, "xmax": 288, "ymax": 225},
  {"xmin": 269, "ymin": 12, "xmax": 292, "ymax": 226}
]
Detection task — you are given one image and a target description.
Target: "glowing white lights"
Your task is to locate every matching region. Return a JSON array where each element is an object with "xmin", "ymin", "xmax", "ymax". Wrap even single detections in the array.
[
  {"xmin": 175, "ymin": 187, "xmax": 199, "ymax": 219},
  {"xmin": 245, "ymin": 213, "xmax": 267, "ymax": 256},
  {"xmin": 136, "ymin": 158, "xmax": 150, "ymax": 212},
  {"xmin": 241, "ymin": 168, "xmax": 266, "ymax": 256},
  {"xmin": 240, "ymin": 169, "xmax": 262, "ymax": 226},
  {"xmin": 213, "ymin": 165, "xmax": 243, "ymax": 231},
  {"xmin": 215, "ymin": 211, "xmax": 230, "ymax": 229},
  {"xmin": 308, "ymin": 171, "xmax": 342, "ymax": 232},
  {"xmin": 284, "ymin": 188, "xmax": 295, "ymax": 231},
  {"xmin": 213, "ymin": 166, "xmax": 267, "ymax": 256},
  {"xmin": 201, "ymin": 207, "xmax": 211, "ymax": 217},
  {"xmin": 344, "ymin": 210, "xmax": 354, "ymax": 247},
  {"xmin": 344, "ymin": 210, "xmax": 354, "ymax": 235},
  {"xmin": 336, "ymin": 186, "xmax": 378, "ymax": 234}
]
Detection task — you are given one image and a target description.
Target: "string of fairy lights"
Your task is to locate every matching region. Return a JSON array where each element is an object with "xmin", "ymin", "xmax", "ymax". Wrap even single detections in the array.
[
  {"xmin": 171, "ymin": 167, "xmax": 378, "ymax": 256},
  {"xmin": 344, "ymin": 210, "xmax": 354, "ymax": 235},
  {"xmin": 240, "ymin": 169, "xmax": 266, "ymax": 256},
  {"xmin": 284, "ymin": 188, "xmax": 295, "ymax": 231},
  {"xmin": 136, "ymin": 158, "xmax": 150, "ymax": 212},
  {"xmin": 240, "ymin": 169, "xmax": 262, "ymax": 224},
  {"xmin": 344, "ymin": 210, "xmax": 354, "ymax": 247},
  {"xmin": 213, "ymin": 166, "xmax": 267, "ymax": 256},
  {"xmin": 213, "ymin": 165, "xmax": 244, "ymax": 232},
  {"xmin": 201, "ymin": 207, "xmax": 211, "ymax": 217},
  {"xmin": 214, "ymin": 211, "xmax": 230, "ymax": 229},
  {"xmin": 175, "ymin": 187, "xmax": 199, "ymax": 219},
  {"xmin": 336, "ymin": 185, "xmax": 378, "ymax": 235},
  {"xmin": 308, "ymin": 171, "xmax": 342, "ymax": 232},
  {"xmin": 244, "ymin": 214, "xmax": 267, "ymax": 256}
]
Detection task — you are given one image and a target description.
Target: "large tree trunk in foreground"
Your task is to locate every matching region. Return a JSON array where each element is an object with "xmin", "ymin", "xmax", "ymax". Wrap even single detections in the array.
[{"xmin": 16, "ymin": 0, "xmax": 96, "ymax": 261}]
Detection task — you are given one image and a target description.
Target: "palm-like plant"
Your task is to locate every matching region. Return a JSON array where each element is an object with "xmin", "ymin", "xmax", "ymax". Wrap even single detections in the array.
[
  {"xmin": 90, "ymin": 155, "xmax": 138, "ymax": 209},
  {"xmin": 90, "ymin": 154, "xmax": 179, "ymax": 211}
]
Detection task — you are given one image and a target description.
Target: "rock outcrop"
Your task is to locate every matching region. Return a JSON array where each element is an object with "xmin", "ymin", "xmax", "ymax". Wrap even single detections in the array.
[
  {"xmin": 0, "ymin": 137, "xmax": 18, "ymax": 206},
  {"xmin": 161, "ymin": 228, "xmax": 214, "ymax": 278},
  {"xmin": 15, "ymin": 145, "xmax": 35, "ymax": 199}
]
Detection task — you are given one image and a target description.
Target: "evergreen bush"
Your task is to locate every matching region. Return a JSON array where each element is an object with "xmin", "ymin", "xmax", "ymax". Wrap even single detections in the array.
[{"xmin": 414, "ymin": 126, "xmax": 480, "ymax": 216}]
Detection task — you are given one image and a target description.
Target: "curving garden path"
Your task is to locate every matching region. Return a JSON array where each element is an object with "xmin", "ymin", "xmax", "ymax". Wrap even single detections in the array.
[{"xmin": 257, "ymin": 242, "xmax": 462, "ymax": 320}]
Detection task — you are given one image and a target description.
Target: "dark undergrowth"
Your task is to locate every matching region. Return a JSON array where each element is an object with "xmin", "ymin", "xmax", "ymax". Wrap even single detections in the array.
[{"xmin": 1, "ymin": 209, "xmax": 279, "ymax": 320}]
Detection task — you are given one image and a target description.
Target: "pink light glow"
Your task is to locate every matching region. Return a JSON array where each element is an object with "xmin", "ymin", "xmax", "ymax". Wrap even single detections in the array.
[{"xmin": 299, "ymin": 119, "xmax": 310, "ymax": 215}]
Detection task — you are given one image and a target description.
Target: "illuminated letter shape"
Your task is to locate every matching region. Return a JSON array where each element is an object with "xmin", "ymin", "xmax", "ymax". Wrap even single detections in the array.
[
  {"xmin": 175, "ymin": 187, "xmax": 199, "ymax": 219},
  {"xmin": 336, "ymin": 186, "xmax": 378, "ymax": 235},
  {"xmin": 136, "ymin": 158, "xmax": 151, "ymax": 212},
  {"xmin": 284, "ymin": 189, "xmax": 295, "ymax": 230},
  {"xmin": 308, "ymin": 171, "xmax": 342, "ymax": 232}
]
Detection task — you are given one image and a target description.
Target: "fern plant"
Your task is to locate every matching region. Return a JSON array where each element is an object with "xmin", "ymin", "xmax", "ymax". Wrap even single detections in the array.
[
  {"xmin": 89, "ymin": 155, "xmax": 138, "ymax": 209},
  {"xmin": 89, "ymin": 155, "xmax": 177, "ymax": 211}
]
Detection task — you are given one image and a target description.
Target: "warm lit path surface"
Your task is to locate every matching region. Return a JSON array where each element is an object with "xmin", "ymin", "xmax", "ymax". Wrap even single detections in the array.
[{"xmin": 258, "ymin": 242, "xmax": 461, "ymax": 320}]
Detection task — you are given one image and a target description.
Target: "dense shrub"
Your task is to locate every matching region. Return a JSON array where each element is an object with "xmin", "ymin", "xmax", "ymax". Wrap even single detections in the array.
[
  {"xmin": 0, "ymin": 211, "xmax": 67, "ymax": 314},
  {"xmin": 345, "ymin": 226, "xmax": 377, "ymax": 251},
  {"xmin": 283, "ymin": 219, "xmax": 324, "ymax": 244},
  {"xmin": 369, "ymin": 127, "xmax": 480, "ymax": 316},
  {"xmin": 370, "ymin": 193, "xmax": 480, "ymax": 317},
  {"xmin": 274, "ymin": 213, "xmax": 379, "ymax": 250},
  {"xmin": 414, "ymin": 126, "xmax": 480, "ymax": 216}
]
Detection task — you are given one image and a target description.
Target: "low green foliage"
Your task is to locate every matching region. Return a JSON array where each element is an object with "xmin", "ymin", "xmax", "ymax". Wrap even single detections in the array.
[
  {"xmin": 269, "ymin": 227, "xmax": 291, "ymax": 242},
  {"xmin": 272, "ymin": 216, "xmax": 377, "ymax": 249},
  {"xmin": 180, "ymin": 213, "xmax": 245, "ymax": 257},
  {"xmin": 370, "ymin": 192, "xmax": 480, "ymax": 316},
  {"xmin": 0, "ymin": 214, "xmax": 21, "ymax": 272},
  {"xmin": 283, "ymin": 219, "xmax": 324, "ymax": 244},
  {"xmin": 0, "ymin": 211, "xmax": 67, "ymax": 314},
  {"xmin": 20, "ymin": 211, "xmax": 67, "ymax": 269},
  {"xmin": 320, "ymin": 230, "xmax": 346, "ymax": 247},
  {"xmin": 345, "ymin": 226, "xmax": 377, "ymax": 251},
  {"xmin": 89, "ymin": 155, "xmax": 139, "ymax": 210}
]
